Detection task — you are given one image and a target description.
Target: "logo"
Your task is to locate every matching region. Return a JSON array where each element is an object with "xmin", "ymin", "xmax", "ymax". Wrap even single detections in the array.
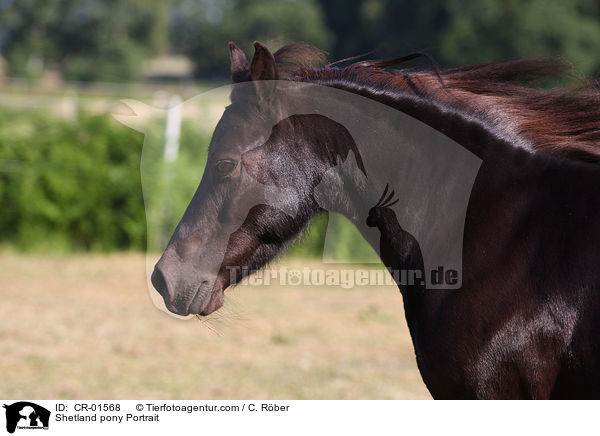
[{"xmin": 3, "ymin": 402, "xmax": 50, "ymax": 434}]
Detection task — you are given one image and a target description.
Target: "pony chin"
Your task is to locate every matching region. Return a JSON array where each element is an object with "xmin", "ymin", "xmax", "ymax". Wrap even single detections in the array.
[
  {"xmin": 194, "ymin": 289, "xmax": 225, "ymax": 316},
  {"xmin": 190, "ymin": 271, "xmax": 230, "ymax": 316}
]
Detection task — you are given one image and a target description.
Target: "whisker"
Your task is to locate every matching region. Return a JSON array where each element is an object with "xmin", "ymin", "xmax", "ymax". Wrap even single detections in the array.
[
  {"xmin": 192, "ymin": 292, "xmax": 251, "ymax": 335},
  {"xmin": 195, "ymin": 314, "xmax": 223, "ymax": 336}
]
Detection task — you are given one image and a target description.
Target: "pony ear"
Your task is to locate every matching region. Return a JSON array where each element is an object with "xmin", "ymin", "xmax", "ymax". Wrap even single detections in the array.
[
  {"xmin": 229, "ymin": 41, "xmax": 249, "ymax": 83},
  {"xmin": 249, "ymin": 41, "xmax": 278, "ymax": 105},
  {"xmin": 250, "ymin": 41, "xmax": 277, "ymax": 81}
]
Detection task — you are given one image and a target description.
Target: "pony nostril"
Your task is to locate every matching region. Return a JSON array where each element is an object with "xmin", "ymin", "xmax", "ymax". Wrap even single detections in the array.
[{"xmin": 151, "ymin": 268, "xmax": 169, "ymax": 299}]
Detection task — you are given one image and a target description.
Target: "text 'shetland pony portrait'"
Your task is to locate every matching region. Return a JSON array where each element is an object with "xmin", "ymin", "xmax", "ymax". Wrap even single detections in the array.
[{"xmin": 147, "ymin": 41, "xmax": 600, "ymax": 399}]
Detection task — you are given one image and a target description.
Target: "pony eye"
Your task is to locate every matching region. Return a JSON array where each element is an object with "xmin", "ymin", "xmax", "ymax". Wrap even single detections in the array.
[{"xmin": 214, "ymin": 159, "xmax": 236, "ymax": 176}]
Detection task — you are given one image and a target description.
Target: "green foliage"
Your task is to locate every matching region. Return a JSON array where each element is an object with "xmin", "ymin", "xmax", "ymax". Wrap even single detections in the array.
[
  {"xmin": 317, "ymin": 0, "xmax": 600, "ymax": 75},
  {"xmin": 0, "ymin": 0, "xmax": 168, "ymax": 81},
  {"xmin": 0, "ymin": 110, "xmax": 146, "ymax": 251},
  {"xmin": 169, "ymin": 0, "xmax": 333, "ymax": 77},
  {"xmin": 439, "ymin": 0, "xmax": 600, "ymax": 73}
]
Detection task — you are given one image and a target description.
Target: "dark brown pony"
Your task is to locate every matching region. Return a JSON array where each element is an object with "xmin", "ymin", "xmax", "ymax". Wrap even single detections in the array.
[{"xmin": 152, "ymin": 41, "xmax": 600, "ymax": 399}]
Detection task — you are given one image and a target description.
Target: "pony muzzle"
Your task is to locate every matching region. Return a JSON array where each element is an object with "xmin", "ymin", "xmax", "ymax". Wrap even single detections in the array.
[{"xmin": 150, "ymin": 266, "xmax": 224, "ymax": 316}]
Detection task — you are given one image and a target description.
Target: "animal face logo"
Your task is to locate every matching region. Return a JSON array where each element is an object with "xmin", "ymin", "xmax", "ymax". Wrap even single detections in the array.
[
  {"xmin": 118, "ymin": 77, "xmax": 483, "ymax": 317},
  {"xmin": 3, "ymin": 402, "xmax": 50, "ymax": 434}
]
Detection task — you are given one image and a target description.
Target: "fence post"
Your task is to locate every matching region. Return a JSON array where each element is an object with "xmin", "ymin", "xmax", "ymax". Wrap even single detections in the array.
[
  {"xmin": 164, "ymin": 94, "xmax": 182, "ymax": 162},
  {"xmin": 158, "ymin": 94, "xmax": 183, "ymax": 249}
]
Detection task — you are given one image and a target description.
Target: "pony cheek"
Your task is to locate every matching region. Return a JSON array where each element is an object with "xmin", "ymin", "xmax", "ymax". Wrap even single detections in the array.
[
  {"xmin": 219, "ymin": 228, "xmax": 263, "ymax": 277},
  {"xmin": 198, "ymin": 290, "xmax": 225, "ymax": 316}
]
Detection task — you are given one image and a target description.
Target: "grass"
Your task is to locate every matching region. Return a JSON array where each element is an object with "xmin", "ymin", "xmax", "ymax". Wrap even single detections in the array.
[{"xmin": 0, "ymin": 253, "xmax": 430, "ymax": 399}]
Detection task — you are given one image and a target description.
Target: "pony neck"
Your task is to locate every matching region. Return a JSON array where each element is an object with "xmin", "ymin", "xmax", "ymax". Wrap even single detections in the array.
[
  {"xmin": 305, "ymin": 74, "xmax": 555, "ymax": 291},
  {"xmin": 306, "ymin": 73, "xmax": 521, "ymax": 162}
]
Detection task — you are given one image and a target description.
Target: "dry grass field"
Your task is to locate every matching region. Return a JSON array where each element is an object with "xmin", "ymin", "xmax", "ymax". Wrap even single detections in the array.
[{"xmin": 0, "ymin": 253, "xmax": 430, "ymax": 399}]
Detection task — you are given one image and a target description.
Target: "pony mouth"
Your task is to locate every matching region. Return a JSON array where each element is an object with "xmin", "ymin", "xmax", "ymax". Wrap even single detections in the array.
[{"xmin": 185, "ymin": 282, "xmax": 225, "ymax": 316}]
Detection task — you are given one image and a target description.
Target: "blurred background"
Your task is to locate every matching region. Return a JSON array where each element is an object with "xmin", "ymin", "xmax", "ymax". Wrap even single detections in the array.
[{"xmin": 1, "ymin": 0, "xmax": 599, "ymax": 399}]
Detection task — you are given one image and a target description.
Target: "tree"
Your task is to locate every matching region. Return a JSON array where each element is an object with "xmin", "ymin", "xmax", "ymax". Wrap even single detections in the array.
[
  {"xmin": 0, "ymin": 0, "xmax": 169, "ymax": 81},
  {"xmin": 317, "ymin": 0, "xmax": 600, "ymax": 75},
  {"xmin": 170, "ymin": 0, "xmax": 333, "ymax": 78},
  {"xmin": 440, "ymin": 0, "xmax": 600, "ymax": 74}
]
